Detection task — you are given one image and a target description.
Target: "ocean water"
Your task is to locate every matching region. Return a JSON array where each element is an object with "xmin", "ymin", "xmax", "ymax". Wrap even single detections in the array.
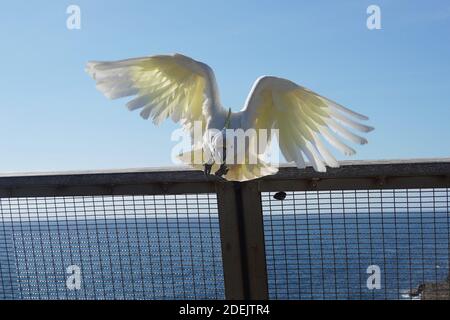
[
  {"xmin": 0, "ymin": 218, "xmax": 225, "ymax": 300},
  {"xmin": 0, "ymin": 213, "xmax": 449, "ymax": 300},
  {"xmin": 264, "ymin": 212, "xmax": 450, "ymax": 300}
]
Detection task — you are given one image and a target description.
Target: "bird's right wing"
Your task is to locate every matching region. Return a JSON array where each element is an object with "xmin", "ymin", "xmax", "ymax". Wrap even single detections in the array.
[
  {"xmin": 86, "ymin": 53, "xmax": 222, "ymax": 138},
  {"xmin": 241, "ymin": 76, "xmax": 373, "ymax": 172}
]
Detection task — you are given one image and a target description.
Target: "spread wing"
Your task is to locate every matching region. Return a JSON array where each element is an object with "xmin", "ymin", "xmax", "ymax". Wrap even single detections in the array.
[
  {"xmin": 241, "ymin": 76, "xmax": 373, "ymax": 172},
  {"xmin": 86, "ymin": 53, "xmax": 222, "ymax": 138}
]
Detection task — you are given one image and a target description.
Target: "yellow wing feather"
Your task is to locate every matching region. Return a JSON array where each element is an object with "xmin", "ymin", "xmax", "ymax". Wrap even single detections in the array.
[
  {"xmin": 86, "ymin": 53, "xmax": 221, "ymax": 137},
  {"xmin": 242, "ymin": 76, "xmax": 373, "ymax": 172}
]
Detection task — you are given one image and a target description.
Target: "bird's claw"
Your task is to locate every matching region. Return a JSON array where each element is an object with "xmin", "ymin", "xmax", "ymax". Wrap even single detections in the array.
[
  {"xmin": 214, "ymin": 164, "xmax": 229, "ymax": 178},
  {"xmin": 204, "ymin": 163, "xmax": 213, "ymax": 176}
]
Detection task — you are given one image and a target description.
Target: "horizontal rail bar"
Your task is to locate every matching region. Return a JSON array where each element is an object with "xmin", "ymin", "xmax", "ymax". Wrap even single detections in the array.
[
  {"xmin": 0, "ymin": 170, "xmax": 217, "ymax": 197},
  {"xmin": 259, "ymin": 159, "xmax": 450, "ymax": 192},
  {"xmin": 0, "ymin": 158, "xmax": 449, "ymax": 197}
]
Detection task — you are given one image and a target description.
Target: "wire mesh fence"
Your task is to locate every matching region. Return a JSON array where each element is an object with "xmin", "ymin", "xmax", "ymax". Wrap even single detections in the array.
[
  {"xmin": 0, "ymin": 194, "xmax": 224, "ymax": 300},
  {"xmin": 1, "ymin": 161, "xmax": 449, "ymax": 300},
  {"xmin": 262, "ymin": 188, "xmax": 450, "ymax": 300}
]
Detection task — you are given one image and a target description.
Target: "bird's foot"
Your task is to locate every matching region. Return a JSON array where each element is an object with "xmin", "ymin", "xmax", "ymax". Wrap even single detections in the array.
[
  {"xmin": 214, "ymin": 164, "xmax": 229, "ymax": 178},
  {"xmin": 204, "ymin": 163, "xmax": 213, "ymax": 176}
]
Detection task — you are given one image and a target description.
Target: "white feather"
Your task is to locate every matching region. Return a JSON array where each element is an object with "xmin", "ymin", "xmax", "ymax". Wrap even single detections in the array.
[{"xmin": 87, "ymin": 54, "xmax": 373, "ymax": 181}]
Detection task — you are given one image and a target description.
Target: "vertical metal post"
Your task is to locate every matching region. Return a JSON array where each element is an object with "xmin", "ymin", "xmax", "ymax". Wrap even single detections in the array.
[
  {"xmin": 216, "ymin": 180, "xmax": 268, "ymax": 300},
  {"xmin": 216, "ymin": 182, "xmax": 246, "ymax": 299},
  {"xmin": 239, "ymin": 181, "xmax": 269, "ymax": 299}
]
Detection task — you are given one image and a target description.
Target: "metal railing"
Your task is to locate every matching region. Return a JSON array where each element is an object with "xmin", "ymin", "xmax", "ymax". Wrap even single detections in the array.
[{"xmin": 0, "ymin": 159, "xmax": 450, "ymax": 300}]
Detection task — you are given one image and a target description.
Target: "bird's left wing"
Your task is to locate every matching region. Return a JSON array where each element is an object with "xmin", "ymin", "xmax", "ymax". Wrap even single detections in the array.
[
  {"xmin": 86, "ymin": 53, "xmax": 222, "ymax": 137},
  {"xmin": 241, "ymin": 76, "xmax": 373, "ymax": 172}
]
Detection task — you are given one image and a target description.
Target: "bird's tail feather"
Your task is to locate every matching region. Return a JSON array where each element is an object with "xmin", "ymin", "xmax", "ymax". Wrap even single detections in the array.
[{"xmin": 177, "ymin": 148, "xmax": 278, "ymax": 181}]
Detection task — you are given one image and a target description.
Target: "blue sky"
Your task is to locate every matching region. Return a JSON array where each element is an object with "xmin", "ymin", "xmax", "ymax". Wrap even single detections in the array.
[{"xmin": 0, "ymin": 0, "xmax": 449, "ymax": 173}]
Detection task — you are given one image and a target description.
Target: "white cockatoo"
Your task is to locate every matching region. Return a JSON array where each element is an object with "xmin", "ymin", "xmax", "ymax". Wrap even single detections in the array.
[{"xmin": 86, "ymin": 53, "xmax": 373, "ymax": 181}]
